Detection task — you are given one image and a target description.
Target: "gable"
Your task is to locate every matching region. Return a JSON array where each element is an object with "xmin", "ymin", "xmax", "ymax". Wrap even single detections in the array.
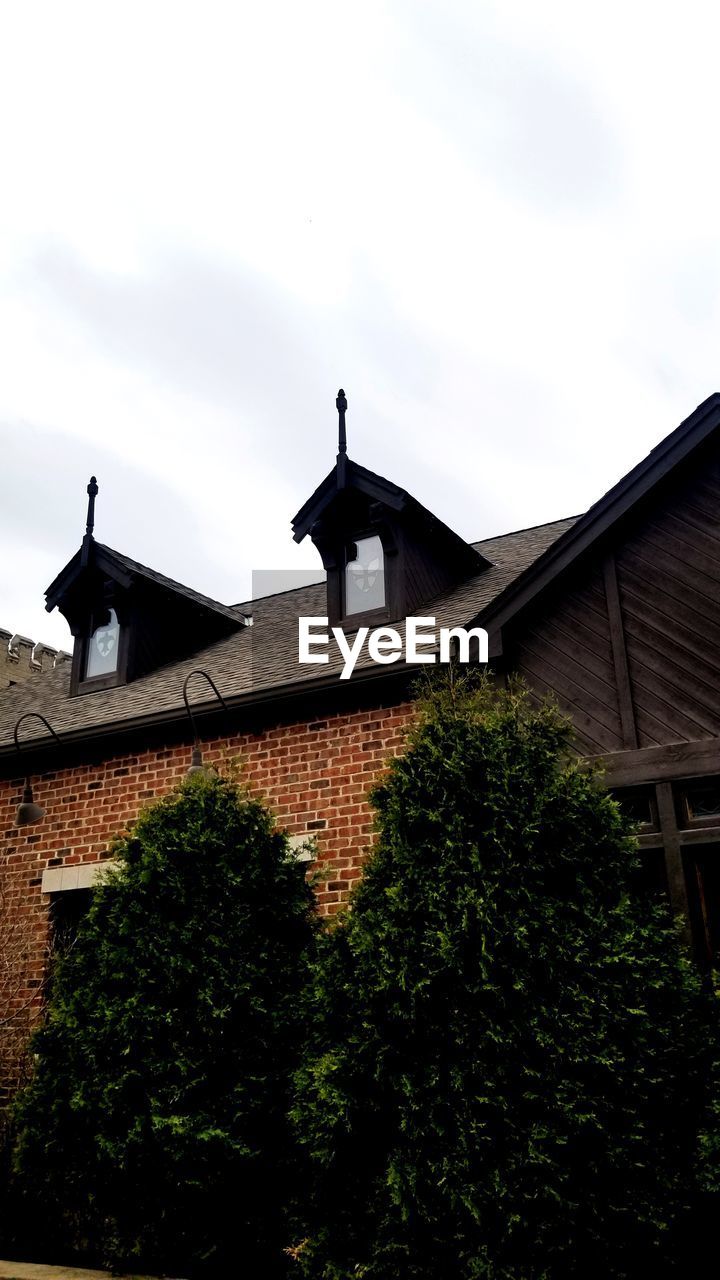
[
  {"xmin": 508, "ymin": 430, "xmax": 720, "ymax": 756},
  {"xmin": 479, "ymin": 392, "xmax": 720, "ymax": 642}
]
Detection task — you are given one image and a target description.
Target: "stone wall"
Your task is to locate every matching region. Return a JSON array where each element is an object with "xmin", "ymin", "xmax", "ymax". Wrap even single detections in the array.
[{"xmin": 0, "ymin": 628, "xmax": 71, "ymax": 690}]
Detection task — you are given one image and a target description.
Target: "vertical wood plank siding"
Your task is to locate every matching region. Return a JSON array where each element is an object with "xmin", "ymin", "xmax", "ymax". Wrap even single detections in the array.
[
  {"xmin": 513, "ymin": 563, "xmax": 624, "ymax": 755},
  {"xmin": 615, "ymin": 455, "xmax": 720, "ymax": 747}
]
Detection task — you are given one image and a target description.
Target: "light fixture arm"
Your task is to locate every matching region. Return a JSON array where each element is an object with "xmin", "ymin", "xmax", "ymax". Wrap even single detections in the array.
[
  {"xmin": 181, "ymin": 670, "xmax": 229, "ymax": 745},
  {"xmin": 12, "ymin": 712, "xmax": 63, "ymax": 829},
  {"xmin": 13, "ymin": 712, "xmax": 63, "ymax": 755}
]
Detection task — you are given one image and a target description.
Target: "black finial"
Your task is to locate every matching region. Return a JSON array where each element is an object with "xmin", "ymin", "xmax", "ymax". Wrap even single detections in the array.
[
  {"xmin": 336, "ymin": 388, "xmax": 348, "ymax": 455},
  {"xmin": 85, "ymin": 476, "xmax": 98, "ymax": 538}
]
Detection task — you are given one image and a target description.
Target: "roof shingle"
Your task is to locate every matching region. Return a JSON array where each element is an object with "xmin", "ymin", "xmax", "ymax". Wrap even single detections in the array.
[{"xmin": 0, "ymin": 516, "xmax": 576, "ymax": 752}]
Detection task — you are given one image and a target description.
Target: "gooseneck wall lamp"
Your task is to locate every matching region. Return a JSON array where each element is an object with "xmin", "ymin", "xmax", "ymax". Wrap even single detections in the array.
[
  {"xmin": 13, "ymin": 712, "xmax": 63, "ymax": 827},
  {"xmin": 181, "ymin": 670, "xmax": 229, "ymax": 776}
]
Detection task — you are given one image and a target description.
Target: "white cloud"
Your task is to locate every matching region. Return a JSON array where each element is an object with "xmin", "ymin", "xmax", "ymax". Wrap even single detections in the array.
[{"xmin": 2, "ymin": 0, "xmax": 720, "ymax": 649}]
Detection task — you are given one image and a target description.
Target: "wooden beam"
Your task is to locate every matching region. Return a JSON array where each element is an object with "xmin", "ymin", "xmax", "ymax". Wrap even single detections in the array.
[
  {"xmin": 655, "ymin": 781, "xmax": 692, "ymax": 947},
  {"xmin": 640, "ymin": 822, "xmax": 720, "ymax": 848},
  {"xmin": 590, "ymin": 737, "xmax": 720, "ymax": 787},
  {"xmin": 636, "ymin": 832, "xmax": 664, "ymax": 848},
  {"xmin": 675, "ymin": 825, "xmax": 720, "ymax": 846},
  {"xmin": 603, "ymin": 554, "xmax": 638, "ymax": 750}
]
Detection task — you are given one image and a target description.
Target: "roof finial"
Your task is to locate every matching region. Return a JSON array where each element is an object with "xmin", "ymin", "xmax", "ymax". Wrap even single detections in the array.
[
  {"xmin": 336, "ymin": 388, "xmax": 347, "ymax": 455},
  {"xmin": 85, "ymin": 476, "xmax": 98, "ymax": 538}
]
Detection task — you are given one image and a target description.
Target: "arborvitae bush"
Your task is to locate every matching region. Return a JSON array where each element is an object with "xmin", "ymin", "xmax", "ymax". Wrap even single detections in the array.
[
  {"xmin": 11, "ymin": 770, "xmax": 318, "ymax": 1278},
  {"xmin": 293, "ymin": 673, "xmax": 717, "ymax": 1279}
]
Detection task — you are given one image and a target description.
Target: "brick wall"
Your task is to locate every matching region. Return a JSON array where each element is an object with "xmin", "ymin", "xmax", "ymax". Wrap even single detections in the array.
[{"xmin": 0, "ymin": 697, "xmax": 414, "ymax": 1104}]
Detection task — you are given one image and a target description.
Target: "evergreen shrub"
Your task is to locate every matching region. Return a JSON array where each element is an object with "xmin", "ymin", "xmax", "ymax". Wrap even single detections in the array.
[
  {"xmin": 293, "ymin": 673, "xmax": 716, "ymax": 1279},
  {"xmin": 12, "ymin": 769, "xmax": 317, "ymax": 1278}
]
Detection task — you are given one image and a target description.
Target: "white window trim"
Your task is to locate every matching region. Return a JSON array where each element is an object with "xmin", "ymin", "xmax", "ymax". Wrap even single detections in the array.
[{"xmin": 42, "ymin": 860, "xmax": 119, "ymax": 894}]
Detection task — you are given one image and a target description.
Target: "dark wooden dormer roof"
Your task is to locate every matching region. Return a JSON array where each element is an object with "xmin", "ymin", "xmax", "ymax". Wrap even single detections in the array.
[
  {"xmin": 44, "ymin": 480, "xmax": 249, "ymax": 695},
  {"xmin": 292, "ymin": 392, "xmax": 491, "ymax": 625},
  {"xmin": 291, "ymin": 455, "xmax": 490, "ymax": 578},
  {"xmin": 45, "ymin": 542, "xmax": 247, "ymax": 629}
]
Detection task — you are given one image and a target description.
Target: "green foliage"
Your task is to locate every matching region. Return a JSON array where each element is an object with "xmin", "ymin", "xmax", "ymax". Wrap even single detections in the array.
[
  {"xmin": 12, "ymin": 771, "xmax": 318, "ymax": 1278},
  {"xmin": 293, "ymin": 672, "xmax": 717, "ymax": 1279}
]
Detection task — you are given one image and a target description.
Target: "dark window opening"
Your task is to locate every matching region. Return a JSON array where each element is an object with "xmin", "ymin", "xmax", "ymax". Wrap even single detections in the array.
[
  {"xmin": 613, "ymin": 786, "xmax": 659, "ymax": 831},
  {"xmin": 49, "ymin": 889, "xmax": 92, "ymax": 962},
  {"xmin": 684, "ymin": 844, "xmax": 720, "ymax": 967},
  {"xmin": 678, "ymin": 778, "xmax": 720, "ymax": 827}
]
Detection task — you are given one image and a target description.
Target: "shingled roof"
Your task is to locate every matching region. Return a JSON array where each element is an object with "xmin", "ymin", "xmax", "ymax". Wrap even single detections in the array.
[
  {"xmin": 46, "ymin": 541, "xmax": 249, "ymax": 627},
  {"xmin": 291, "ymin": 456, "xmax": 490, "ymax": 576},
  {"xmin": 9, "ymin": 390, "xmax": 717, "ymax": 763},
  {"xmin": 0, "ymin": 516, "xmax": 576, "ymax": 756}
]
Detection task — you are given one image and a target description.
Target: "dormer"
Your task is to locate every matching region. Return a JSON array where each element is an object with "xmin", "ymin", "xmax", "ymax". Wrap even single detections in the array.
[
  {"xmin": 292, "ymin": 391, "xmax": 491, "ymax": 627},
  {"xmin": 45, "ymin": 478, "xmax": 249, "ymax": 696}
]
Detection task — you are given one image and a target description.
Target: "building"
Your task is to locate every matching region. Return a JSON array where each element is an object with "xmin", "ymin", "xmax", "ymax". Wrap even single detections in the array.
[
  {"xmin": 0, "ymin": 630, "xmax": 70, "ymax": 689},
  {"xmin": 2, "ymin": 391, "xmax": 720, "ymax": 1104}
]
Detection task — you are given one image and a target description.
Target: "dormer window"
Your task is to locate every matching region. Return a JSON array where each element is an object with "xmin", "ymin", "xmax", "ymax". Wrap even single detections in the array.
[
  {"xmin": 46, "ymin": 476, "xmax": 249, "ymax": 697},
  {"xmin": 85, "ymin": 608, "xmax": 120, "ymax": 679},
  {"xmin": 290, "ymin": 390, "xmax": 491, "ymax": 630},
  {"xmin": 345, "ymin": 535, "xmax": 386, "ymax": 616},
  {"xmin": 74, "ymin": 599, "xmax": 128, "ymax": 694}
]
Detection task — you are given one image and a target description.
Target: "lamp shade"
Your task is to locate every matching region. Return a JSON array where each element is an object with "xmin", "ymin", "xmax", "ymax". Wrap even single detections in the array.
[
  {"xmin": 187, "ymin": 745, "xmax": 206, "ymax": 776},
  {"xmin": 15, "ymin": 781, "xmax": 46, "ymax": 827}
]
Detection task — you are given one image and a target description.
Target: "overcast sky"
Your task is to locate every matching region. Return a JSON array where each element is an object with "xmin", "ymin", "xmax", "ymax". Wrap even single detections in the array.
[{"xmin": 2, "ymin": 0, "xmax": 720, "ymax": 650}]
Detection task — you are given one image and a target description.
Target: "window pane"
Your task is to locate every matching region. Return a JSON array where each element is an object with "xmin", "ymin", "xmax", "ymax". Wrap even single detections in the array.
[
  {"xmin": 612, "ymin": 787, "xmax": 656, "ymax": 829},
  {"xmin": 50, "ymin": 888, "xmax": 92, "ymax": 953},
  {"xmin": 85, "ymin": 608, "xmax": 120, "ymax": 678},
  {"xmin": 686, "ymin": 846, "xmax": 720, "ymax": 966},
  {"xmin": 683, "ymin": 781, "xmax": 720, "ymax": 821},
  {"xmin": 345, "ymin": 535, "xmax": 385, "ymax": 615}
]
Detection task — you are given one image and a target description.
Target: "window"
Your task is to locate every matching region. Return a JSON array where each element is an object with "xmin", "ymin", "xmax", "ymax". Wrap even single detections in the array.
[
  {"xmin": 74, "ymin": 601, "xmax": 127, "ymax": 694},
  {"xmin": 49, "ymin": 888, "xmax": 93, "ymax": 962},
  {"xmin": 85, "ymin": 607, "xmax": 120, "ymax": 680},
  {"xmin": 612, "ymin": 786, "xmax": 659, "ymax": 831},
  {"xmin": 685, "ymin": 845, "xmax": 720, "ymax": 966},
  {"xmin": 678, "ymin": 778, "xmax": 720, "ymax": 827},
  {"xmin": 345, "ymin": 535, "xmax": 385, "ymax": 616}
]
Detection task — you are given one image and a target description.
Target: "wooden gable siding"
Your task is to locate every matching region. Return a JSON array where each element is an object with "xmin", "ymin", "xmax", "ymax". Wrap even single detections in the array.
[
  {"xmin": 511, "ymin": 562, "xmax": 624, "ymax": 755},
  {"xmin": 402, "ymin": 539, "xmax": 460, "ymax": 615},
  {"xmin": 614, "ymin": 451, "xmax": 720, "ymax": 748},
  {"xmin": 508, "ymin": 442, "xmax": 720, "ymax": 758}
]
